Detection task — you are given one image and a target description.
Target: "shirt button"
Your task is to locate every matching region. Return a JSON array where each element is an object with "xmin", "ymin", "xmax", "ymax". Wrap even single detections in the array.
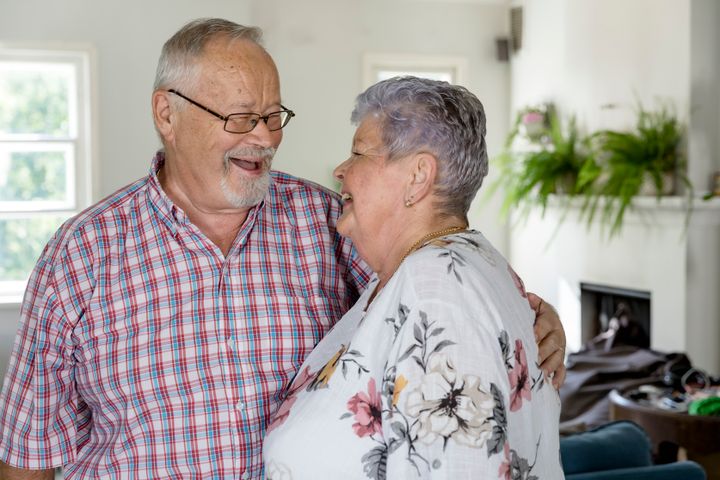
[
  {"xmin": 226, "ymin": 338, "xmax": 235, "ymax": 350},
  {"xmin": 236, "ymin": 401, "xmax": 245, "ymax": 410},
  {"xmin": 241, "ymin": 472, "xmax": 249, "ymax": 480}
]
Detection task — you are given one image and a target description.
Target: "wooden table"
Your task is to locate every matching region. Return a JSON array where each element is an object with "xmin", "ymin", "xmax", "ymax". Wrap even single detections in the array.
[{"xmin": 609, "ymin": 389, "xmax": 720, "ymax": 480}]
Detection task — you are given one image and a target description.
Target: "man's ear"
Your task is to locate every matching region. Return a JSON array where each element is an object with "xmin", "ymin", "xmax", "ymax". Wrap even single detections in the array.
[
  {"xmin": 152, "ymin": 90, "xmax": 175, "ymax": 143},
  {"xmin": 405, "ymin": 152, "xmax": 438, "ymax": 205}
]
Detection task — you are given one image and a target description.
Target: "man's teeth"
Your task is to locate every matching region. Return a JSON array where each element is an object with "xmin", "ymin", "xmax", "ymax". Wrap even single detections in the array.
[{"xmin": 341, "ymin": 193, "xmax": 353, "ymax": 202}]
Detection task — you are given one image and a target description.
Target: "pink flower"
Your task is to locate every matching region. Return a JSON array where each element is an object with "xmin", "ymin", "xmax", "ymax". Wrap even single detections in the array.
[
  {"xmin": 266, "ymin": 366, "xmax": 315, "ymax": 433},
  {"xmin": 522, "ymin": 111, "xmax": 544, "ymax": 125},
  {"xmin": 508, "ymin": 340, "xmax": 532, "ymax": 412},
  {"xmin": 507, "ymin": 265, "xmax": 528, "ymax": 299},
  {"xmin": 346, "ymin": 378, "xmax": 383, "ymax": 438}
]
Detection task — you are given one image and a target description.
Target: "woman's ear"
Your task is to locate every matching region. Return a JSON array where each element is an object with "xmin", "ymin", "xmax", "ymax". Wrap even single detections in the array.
[
  {"xmin": 404, "ymin": 152, "xmax": 438, "ymax": 206},
  {"xmin": 152, "ymin": 90, "xmax": 175, "ymax": 143}
]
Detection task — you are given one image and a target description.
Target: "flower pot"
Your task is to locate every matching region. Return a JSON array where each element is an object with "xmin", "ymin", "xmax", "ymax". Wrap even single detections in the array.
[
  {"xmin": 638, "ymin": 172, "xmax": 675, "ymax": 196},
  {"xmin": 554, "ymin": 173, "xmax": 578, "ymax": 195}
]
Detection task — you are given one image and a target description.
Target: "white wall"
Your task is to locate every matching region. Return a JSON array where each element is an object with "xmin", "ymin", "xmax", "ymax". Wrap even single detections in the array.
[
  {"xmin": 512, "ymin": 0, "xmax": 691, "ymax": 129},
  {"xmin": 690, "ymin": 0, "xmax": 720, "ymax": 191},
  {"xmin": 0, "ymin": 0, "xmax": 512, "ymax": 383}
]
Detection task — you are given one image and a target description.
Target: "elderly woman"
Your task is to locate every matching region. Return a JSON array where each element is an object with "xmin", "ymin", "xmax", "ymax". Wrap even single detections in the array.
[{"xmin": 263, "ymin": 77, "xmax": 563, "ymax": 478}]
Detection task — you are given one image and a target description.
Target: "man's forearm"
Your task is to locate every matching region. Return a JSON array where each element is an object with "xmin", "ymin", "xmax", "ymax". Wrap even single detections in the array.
[
  {"xmin": 0, "ymin": 462, "xmax": 54, "ymax": 480},
  {"xmin": 528, "ymin": 292, "xmax": 567, "ymax": 388}
]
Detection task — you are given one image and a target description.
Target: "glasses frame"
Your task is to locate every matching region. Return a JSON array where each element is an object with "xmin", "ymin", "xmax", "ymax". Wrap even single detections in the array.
[{"xmin": 167, "ymin": 89, "xmax": 295, "ymax": 134}]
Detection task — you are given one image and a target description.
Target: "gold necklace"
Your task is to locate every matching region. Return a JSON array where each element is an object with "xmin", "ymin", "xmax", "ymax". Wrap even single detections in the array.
[{"xmin": 400, "ymin": 225, "xmax": 467, "ymax": 264}]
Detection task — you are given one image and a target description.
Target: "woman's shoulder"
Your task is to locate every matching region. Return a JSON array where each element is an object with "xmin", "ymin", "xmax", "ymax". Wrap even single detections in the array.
[
  {"xmin": 394, "ymin": 229, "xmax": 534, "ymax": 332},
  {"xmin": 399, "ymin": 230, "xmax": 506, "ymax": 288}
]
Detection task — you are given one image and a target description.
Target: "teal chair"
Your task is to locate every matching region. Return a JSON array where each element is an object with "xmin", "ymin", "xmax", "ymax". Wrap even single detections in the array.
[{"xmin": 560, "ymin": 421, "xmax": 706, "ymax": 480}]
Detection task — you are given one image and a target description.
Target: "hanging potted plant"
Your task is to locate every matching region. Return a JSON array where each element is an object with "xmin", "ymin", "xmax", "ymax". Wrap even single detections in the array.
[{"xmin": 492, "ymin": 105, "xmax": 594, "ymax": 220}]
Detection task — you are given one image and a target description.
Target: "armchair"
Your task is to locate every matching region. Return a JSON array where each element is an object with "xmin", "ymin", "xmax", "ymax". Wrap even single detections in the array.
[{"xmin": 560, "ymin": 420, "xmax": 706, "ymax": 480}]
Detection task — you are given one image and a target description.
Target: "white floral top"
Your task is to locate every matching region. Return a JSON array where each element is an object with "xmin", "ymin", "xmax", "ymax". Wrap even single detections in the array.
[{"xmin": 263, "ymin": 231, "xmax": 563, "ymax": 479}]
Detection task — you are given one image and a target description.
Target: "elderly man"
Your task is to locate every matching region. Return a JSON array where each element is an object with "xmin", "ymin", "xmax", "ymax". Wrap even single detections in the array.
[{"xmin": 0, "ymin": 18, "xmax": 566, "ymax": 479}]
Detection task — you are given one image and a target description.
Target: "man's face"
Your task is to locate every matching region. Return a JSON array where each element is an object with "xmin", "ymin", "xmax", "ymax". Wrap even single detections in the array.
[{"xmin": 165, "ymin": 37, "xmax": 283, "ymax": 210}]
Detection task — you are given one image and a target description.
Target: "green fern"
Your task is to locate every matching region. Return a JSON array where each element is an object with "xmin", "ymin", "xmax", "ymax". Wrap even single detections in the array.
[{"xmin": 582, "ymin": 102, "xmax": 688, "ymax": 236}]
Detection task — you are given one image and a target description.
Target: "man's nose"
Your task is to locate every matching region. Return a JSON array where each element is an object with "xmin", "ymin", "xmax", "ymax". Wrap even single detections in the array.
[{"xmin": 245, "ymin": 117, "xmax": 279, "ymax": 148}]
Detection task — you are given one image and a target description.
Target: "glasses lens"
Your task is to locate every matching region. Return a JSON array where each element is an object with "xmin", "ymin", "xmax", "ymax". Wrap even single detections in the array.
[
  {"xmin": 265, "ymin": 112, "xmax": 287, "ymax": 131},
  {"xmin": 224, "ymin": 110, "xmax": 294, "ymax": 133},
  {"xmin": 225, "ymin": 114, "xmax": 259, "ymax": 133}
]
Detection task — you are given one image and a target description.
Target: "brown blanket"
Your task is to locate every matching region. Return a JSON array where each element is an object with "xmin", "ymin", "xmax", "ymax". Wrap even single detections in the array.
[{"xmin": 559, "ymin": 346, "xmax": 691, "ymax": 433}]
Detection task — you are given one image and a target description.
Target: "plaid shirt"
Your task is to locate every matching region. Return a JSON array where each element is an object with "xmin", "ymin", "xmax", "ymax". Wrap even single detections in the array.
[{"xmin": 0, "ymin": 152, "xmax": 370, "ymax": 479}]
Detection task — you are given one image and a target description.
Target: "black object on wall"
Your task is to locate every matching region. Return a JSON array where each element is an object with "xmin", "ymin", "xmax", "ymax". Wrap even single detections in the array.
[{"xmin": 496, "ymin": 37, "xmax": 510, "ymax": 62}]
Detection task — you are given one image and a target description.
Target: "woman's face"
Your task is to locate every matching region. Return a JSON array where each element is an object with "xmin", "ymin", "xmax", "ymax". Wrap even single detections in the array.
[{"xmin": 333, "ymin": 117, "xmax": 411, "ymax": 270}]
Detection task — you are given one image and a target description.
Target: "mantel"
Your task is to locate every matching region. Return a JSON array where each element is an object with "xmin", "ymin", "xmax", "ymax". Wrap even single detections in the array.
[
  {"xmin": 545, "ymin": 194, "xmax": 720, "ymax": 210},
  {"xmin": 541, "ymin": 195, "xmax": 720, "ymax": 225}
]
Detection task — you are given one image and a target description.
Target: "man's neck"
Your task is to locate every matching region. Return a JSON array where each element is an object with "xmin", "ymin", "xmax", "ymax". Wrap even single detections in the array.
[
  {"xmin": 157, "ymin": 165, "xmax": 251, "ymax": 256},
  {"xmin": 184, "ymin": 205, "xmax": 249, "ymax": 256}
]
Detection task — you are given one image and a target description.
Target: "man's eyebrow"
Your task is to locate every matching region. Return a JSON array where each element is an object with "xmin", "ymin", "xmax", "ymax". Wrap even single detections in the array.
[{"xmin": 226, "ymin": 101, "xmax": 283, "ymax": 113}]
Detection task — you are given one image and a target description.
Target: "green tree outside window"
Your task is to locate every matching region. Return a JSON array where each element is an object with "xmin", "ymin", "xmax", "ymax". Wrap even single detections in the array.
[{"xmin": 0, "ymin": 60, "xmax": 76, "ymax": 287}]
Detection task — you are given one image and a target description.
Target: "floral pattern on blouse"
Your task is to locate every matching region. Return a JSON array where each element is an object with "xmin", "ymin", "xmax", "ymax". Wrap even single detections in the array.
[
  {"xmin": 263, "ymin": 231, "xmax": 563, "ymax": 479},
  {"xmin": 345, "ymin": 378, "xmax": 384, "ymax": 438}
]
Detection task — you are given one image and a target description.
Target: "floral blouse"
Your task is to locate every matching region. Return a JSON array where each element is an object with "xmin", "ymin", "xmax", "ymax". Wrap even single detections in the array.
[{"xmin": 263, "ymin": 231, "xmax": 563, "ymax": 479}]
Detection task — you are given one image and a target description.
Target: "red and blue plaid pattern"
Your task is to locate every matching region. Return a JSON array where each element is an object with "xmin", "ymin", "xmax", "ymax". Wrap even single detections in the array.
[{"xmin": 0, "ymin": 152, "xmax": 370, "ymax": 478}]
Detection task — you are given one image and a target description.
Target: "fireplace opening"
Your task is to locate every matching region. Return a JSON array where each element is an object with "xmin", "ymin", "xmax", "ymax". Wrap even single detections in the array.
[{"xmin": 580, "ymin": 282, "xmax": 651, "ymax": 350}]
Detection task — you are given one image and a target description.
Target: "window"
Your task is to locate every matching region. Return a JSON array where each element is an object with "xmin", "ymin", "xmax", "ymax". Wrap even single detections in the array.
[
  {"xmin": 362, "ymin": 53, "xmax": 468, "ymax": 89},
  {"xmin": 0, "ymin": 46, "xmax": 94, "ymax": 303}
]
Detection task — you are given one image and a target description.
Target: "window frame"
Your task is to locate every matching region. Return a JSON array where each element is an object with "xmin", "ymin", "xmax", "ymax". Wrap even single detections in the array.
[
  {"xmin": 0, "ymin": 44, "xmax": 97, "ymax": 304},
  {"xmin": 362, "ymin": 53, "xmax": 468, "ymax": 89}
]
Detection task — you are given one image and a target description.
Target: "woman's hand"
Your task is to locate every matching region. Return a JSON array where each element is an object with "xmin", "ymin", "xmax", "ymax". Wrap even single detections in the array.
[{"xmin": 528, "ymin": 292, "xmax": 567, "ymax": 389}]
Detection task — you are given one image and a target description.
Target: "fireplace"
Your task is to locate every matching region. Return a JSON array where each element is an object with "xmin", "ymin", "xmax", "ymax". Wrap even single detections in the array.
[
  {"xmin": 580, "ymin": 282, "xmax": 651, "ymax": 350},
  {"xmin": 508, "ymin": 197, "xmax": 720, "ymax": 371}
]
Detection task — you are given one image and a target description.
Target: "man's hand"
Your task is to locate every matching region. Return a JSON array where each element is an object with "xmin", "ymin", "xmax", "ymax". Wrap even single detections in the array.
[{"xmin": 528, "ymin": 292, "xmax": 567, "ymax": 389}]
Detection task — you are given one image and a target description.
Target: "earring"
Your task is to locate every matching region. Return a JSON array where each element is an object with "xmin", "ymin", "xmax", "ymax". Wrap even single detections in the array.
[{"xmin": 405, "ymin": 196, "xmax": 414, "ymax": 207}]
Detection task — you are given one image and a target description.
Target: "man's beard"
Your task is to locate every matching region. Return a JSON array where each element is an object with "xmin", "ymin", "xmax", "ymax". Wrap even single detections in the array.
[{"xmin": 220, "ymin": 147, "xmax": 276, "ymax": 208}]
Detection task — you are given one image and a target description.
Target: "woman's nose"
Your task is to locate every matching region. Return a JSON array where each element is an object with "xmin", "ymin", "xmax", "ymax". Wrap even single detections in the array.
[{"xmin": 333, "ymin": 157, "xmax": 350, "ymax": 180}]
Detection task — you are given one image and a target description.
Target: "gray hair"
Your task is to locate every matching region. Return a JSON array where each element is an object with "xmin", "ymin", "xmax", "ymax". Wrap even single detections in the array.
[
  {"xmin": 154, "ymin": 18, "xmax": 265, "ymax": 95},
  {"xmin": 351, "ymin": 76, "xmax": 489, "ymax": 218}
]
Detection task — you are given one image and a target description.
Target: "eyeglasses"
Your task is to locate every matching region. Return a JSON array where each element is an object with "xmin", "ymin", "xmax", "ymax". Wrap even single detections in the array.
[{"xmin": 168, "ymin": 89, "xmax": 295, "ymax": 134}]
